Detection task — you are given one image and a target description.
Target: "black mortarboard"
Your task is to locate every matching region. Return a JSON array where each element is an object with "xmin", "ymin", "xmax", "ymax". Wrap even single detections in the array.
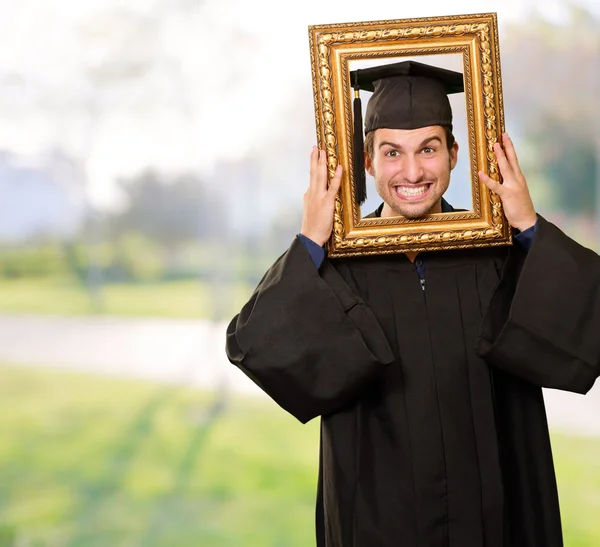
[{"xmin": 350, "ymin": 60, "xmax": 464, "ymax": 205}]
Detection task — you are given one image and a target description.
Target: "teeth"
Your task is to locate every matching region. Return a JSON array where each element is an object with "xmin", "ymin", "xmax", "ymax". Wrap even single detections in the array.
[{"xmin": 395, "ymin": 185, "xmax": 428, "ymax": 197}]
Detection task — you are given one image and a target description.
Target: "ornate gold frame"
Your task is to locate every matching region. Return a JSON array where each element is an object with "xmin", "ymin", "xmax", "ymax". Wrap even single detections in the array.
[{"xmin": 308, "ymin": 12, "xmax": 512, "ymax": 258}]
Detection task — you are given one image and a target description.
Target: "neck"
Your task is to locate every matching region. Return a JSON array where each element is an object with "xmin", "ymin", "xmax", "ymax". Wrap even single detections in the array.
[{"xmin": 379, "ymin": 200, "xmax": 442, "ymax": 263}]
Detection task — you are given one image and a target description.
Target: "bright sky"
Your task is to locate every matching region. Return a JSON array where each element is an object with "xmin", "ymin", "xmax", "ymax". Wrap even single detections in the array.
[{"xmin": 0, "ymin": 0, "xmax": 597, "ymax": 208}]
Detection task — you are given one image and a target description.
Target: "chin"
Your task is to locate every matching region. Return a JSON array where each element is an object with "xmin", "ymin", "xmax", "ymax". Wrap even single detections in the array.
[{"xmin": 389, "ymin": 200, "xmax": 438, "ymax": 219}]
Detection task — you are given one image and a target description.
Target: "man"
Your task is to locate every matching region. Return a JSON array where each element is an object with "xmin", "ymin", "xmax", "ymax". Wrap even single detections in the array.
[{"xmin": 225, "ymin": 61, "xmax": 600, "ymax": 547}]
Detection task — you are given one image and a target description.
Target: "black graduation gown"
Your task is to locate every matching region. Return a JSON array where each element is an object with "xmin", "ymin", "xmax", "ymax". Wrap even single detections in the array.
[{"xmin": 225, "ymin": 216, "xmax": 600, "ymax": 547}]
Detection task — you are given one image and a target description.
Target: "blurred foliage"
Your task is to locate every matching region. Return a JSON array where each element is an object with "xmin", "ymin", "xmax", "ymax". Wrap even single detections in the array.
[
  {"xmin": 109, "ymin": 171, "xmax": 222, "ymax": 246},
  {"xmin": 0, "ymin": 244, "xmax": 70, "ymax": 279},
  {"xmin": 503, "ymin": 4, "xmax": 600, "ymax": 216},
  {"xmin": 0, "ymin": 278, "xmax": 254, "ymax": 319},
  {"xmin": 0, "ymin": 237, "xmax": 272, "ymax": 289},
  {"xmin": 530, "ymin": 120, "xmax": 598, "ymax": 215},
  {"xmin": 0, "ymin": 363, "xmax": 598, "ymax": 546},
  {"xmin": 112, "ymin": 232, "xmax": 165, "ymax": 282}
]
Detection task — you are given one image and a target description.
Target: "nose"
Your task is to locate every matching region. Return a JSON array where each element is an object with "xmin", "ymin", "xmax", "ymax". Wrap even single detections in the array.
[{"xmin": 402, "ymin": 155, "xmax": 425, "ymax": 183}]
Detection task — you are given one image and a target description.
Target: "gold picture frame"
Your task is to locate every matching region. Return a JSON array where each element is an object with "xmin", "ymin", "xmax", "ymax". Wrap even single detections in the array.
[{"xmin": 308, "ymin": 12, "xmax": 512, "ymax": 258}]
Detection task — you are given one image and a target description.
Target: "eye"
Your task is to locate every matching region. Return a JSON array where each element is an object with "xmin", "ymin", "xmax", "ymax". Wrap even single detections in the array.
[
  {"xmin": 385, "ymin": 149, "xmax": 399, "ymax": 157},
  {"xmin": 421, "ymin": 147, "xmax": 435, "ymax": 154}
]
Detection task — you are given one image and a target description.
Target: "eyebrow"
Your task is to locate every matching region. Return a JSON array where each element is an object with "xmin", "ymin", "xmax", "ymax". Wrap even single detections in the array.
[{"xmin": 378, "ymin": 136, "xmax": 443, "ymax": 150}]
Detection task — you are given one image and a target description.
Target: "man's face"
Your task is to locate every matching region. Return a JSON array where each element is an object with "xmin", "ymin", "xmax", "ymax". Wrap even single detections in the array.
[{"xmin": 365, "ymin": 126, "xmax": 459, "ymax": 218}]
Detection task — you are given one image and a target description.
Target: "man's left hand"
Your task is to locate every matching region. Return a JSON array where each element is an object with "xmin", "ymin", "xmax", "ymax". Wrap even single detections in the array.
[{"xmin": 478, "ymin": 133, "xmax": 537, "ymax": 232}]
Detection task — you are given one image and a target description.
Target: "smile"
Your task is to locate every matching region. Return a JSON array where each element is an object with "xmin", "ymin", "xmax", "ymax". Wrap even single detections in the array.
[{"xmin": 393, "ymin": 183, "xmax": 432, "ymax": 201}]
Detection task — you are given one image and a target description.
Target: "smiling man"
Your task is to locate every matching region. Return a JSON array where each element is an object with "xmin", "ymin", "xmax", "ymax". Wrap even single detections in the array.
[
  {"xmin": 366, "ymin": 125, "xmax": 457, "ymax": 218},
  {"xmin": 226, "ymin": 60, "xmax": 600, "ymax": 547},
  {"xmin": 353, "ymin": 61, "xmax": 463, "ymax": 221}
]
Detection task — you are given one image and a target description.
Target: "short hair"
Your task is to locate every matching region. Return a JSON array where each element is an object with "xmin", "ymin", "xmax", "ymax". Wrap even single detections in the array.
[{"xmin": 364, "ymin": 126, "xmax": 456, "ymax": 157}]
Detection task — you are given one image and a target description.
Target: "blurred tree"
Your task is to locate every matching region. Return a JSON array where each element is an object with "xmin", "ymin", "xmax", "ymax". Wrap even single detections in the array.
[
  {"xmin": 0, "ymin": 243, "xmax": 69, "ymax": 279},
  {"xmin": 502, "ymin": 3, "xmax": 600, "ymax": 217},
  {"xmin": 24, "ymin": 2, "xmax": 206, "ymax": 304},
  {"xmin": 110, "ymin": 170, "xmax": 223, "ymax": 247},
  {"xmin": 112, "ymin": 232, "xmax": 165, "ymax": 282},
  {"xmin": 529, "ymin": 118, "xmax": 598, "ymax": 215}
]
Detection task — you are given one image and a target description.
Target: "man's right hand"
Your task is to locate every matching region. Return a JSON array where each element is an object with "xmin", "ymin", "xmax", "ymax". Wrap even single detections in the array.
[{"xmin": 300, "ymin": 147, "xmax": 343, "ymax": 247}]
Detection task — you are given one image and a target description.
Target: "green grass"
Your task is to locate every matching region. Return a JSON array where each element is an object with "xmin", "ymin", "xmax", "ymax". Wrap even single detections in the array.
[
  {"xmin": 0, "ymin": 364, "xmax": 598, "ymax": 546},
  {"xmin": 550, "ymin": 432, "xmax": 600, "ymax": 547},
  {"xmin": 0, "ymin": 364, "xmax": 320, "ymax": 547},
  {"xmin": 0, "ymin": 278, "xmax": 254, "ymax": 319}
]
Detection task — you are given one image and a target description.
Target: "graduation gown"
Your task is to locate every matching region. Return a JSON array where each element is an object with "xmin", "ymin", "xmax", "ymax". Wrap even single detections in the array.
[{"xmin": 225, "ymin": 216, "xmax": 600, "ymax": 547}]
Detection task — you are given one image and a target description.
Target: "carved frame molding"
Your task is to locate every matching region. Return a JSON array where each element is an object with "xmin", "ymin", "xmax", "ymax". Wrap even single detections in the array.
[{"xmin": 308, "ymin": 12, "xmax": 511, "ymax": 257}]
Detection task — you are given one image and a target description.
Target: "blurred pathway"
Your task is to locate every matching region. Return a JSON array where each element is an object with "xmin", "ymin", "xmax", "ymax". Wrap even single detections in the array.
[
  {"xmin": 0, "ymin": 313, "xmax": 259, "ymax": 395},
  {"xmin": 0, "ymin": 313, "xmax": 598, "ymax": 437}
]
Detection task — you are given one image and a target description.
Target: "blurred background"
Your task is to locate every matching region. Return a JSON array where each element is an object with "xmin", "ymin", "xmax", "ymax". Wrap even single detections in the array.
[{"xmin": 0, "ymin": 0, "xmax": 598, "ymax": 545}]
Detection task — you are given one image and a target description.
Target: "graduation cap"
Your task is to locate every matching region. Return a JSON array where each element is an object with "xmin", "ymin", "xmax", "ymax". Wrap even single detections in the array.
[{"xmin": 350, "ymin": 60, "xmax": 465, "ymax": 205}]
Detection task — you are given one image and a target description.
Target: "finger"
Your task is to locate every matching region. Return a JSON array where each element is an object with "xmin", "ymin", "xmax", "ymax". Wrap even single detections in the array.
[
  {"xmin": 317, "ymin": 149, "xmax": 328, "ymax": 192},
  {"xmin": 493, "ymin": 142, "xmax": 513, "ymax": 180},
  {"xmin": 502, "ymin": 133, "xmax": 524, "ymax": 180},
  {"xmin": 327, "ymin": 164, "xmax": 343, "ymax": 197},
  {"xmin": 309, "ymin": 146, "xmax": 318, "ymax": 189},
  {"xmin": 479, "ymin": 170, "xmax": 503, "ymax": 195}
]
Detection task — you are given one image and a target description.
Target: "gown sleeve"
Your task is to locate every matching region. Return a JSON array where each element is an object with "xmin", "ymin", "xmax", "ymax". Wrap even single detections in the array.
[
  {"xmin": 225, "ymin": 236, "xmax": 395, "ymax": 423},
  {"xmin": 477, "ymin": 216, "xmax": 600, "ymax": 394}
]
